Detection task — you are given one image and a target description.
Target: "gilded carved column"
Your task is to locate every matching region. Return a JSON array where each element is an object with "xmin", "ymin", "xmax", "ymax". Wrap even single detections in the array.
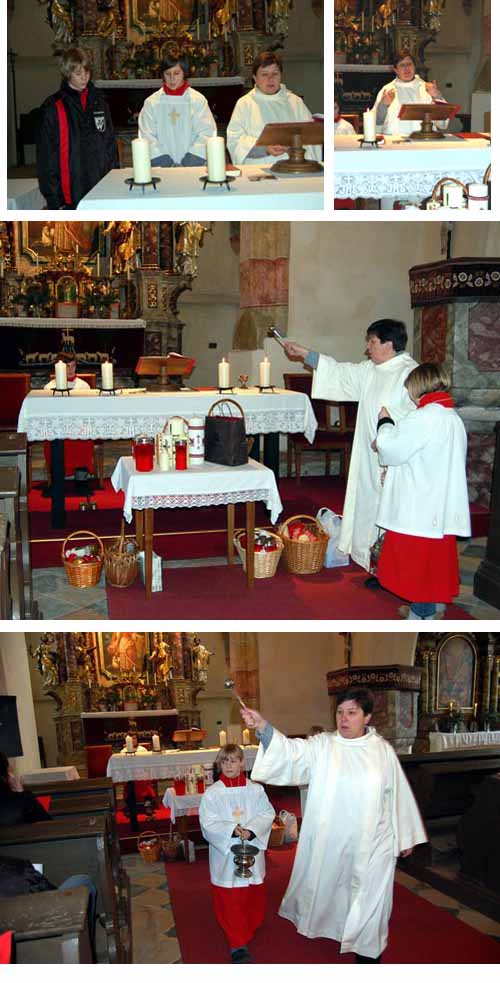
[
  {"xmin": 141, "ymin": 223, "xmax": 161, "ymax": 269},
  {"xmin": 420, "ymin": 647, "xmax": 430, "ymax": 715},
  {"xmin": 491, "ymin": 656, "xmax": 500, "ymax": 713},
  {"xmin": 159, "ymin": 222, "xmax": 175, "ymax": 272},
  {"xmin": 428, "ymin": 647, "xmax": 438, "ymax": 714},
  {"xmin": 483, "ymin": 636, "xmax": 494, "ymax": 715}
]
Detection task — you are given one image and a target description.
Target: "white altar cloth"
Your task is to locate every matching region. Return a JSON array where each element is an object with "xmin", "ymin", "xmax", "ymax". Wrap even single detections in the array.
[
  {"xmin": 163, "ymin": 788, "xmax": 203, "ymax": 822},
  {"xmin": 77, "ymin": 163, "xmax": 323, "ymax": 212},
  {"xmin": 18, "ymin": 387, "xmax": 317, "ymax": 444},
  {"xmin": 111, "ymin": 456, "xmax": 283, "ymax": 524},
  {"xmin": 429, "ymin": 730, "xmax": 500, "ymax": 751},
  {"xmin": 21, "ymin": 765, "xmax": 81, "ymax": 785},
  {"xmin": 7, "ymin": 179, "xmax": 47, "ymax": 211},
  {"xmin": 334, "ymin": 134, "xmax": 491, "ymax": 199},
  {"xmin": 106, "ymin": 746, "xmax": 258, "ymax": 782}
]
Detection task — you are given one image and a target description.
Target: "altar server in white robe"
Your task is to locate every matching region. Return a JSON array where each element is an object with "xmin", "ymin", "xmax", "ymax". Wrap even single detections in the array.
[
  {"xmin": 227, "ymin": 51, "xmax": 322, "ymax": 166},
  {"xmin": 374, "ymin": 49, "xmax": 448, "ymax": 137},
  {"xmin": 138, "ymin": 48, "xmax": 217, "ymax": 167},
  {"xmin": 242, "ymin": 689, "xmax": 427, "ymax": 963},
  {"xmin": 284, "ymin": 320, "xmax": 417, "ymax": 574},
  {"xmin": 199, "ymin": 743, "xmax": 275, "ymax": 963}
]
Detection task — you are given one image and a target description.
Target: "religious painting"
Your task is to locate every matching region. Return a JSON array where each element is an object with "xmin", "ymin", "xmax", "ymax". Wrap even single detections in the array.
[
  {"xmin": 20, "ymin": 222, "xmax": 99, "ymax": 265},
  {"xmin": 436, "ymin": 634, "xmax": 477, "ymax": 711},
  {"xmin": 131, "ymin": 0, "xmax": 194, "ymax": 33},
  {"xmin": 97, "ymin": 631, "xmax": 150, "ymax": 679}
]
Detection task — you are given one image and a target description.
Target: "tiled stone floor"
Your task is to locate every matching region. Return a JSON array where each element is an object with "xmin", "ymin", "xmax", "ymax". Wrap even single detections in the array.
[
  {"xmin": 32, "ymin": 537, "xmax": 500, "ymax": 620},
  {"xmin": 121, "ymin": 853, "xmax": 500, "ymax": 964}
]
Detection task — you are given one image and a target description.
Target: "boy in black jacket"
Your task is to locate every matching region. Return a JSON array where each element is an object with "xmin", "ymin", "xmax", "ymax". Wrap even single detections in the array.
[{"xmin": 37, "ymin": 47, "xmax": 119, "ymax": 209}]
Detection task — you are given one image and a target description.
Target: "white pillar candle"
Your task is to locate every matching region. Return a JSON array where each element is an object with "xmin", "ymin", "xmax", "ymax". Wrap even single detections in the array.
[
  {"xmin": 242, "ymin": 728, "xmax": 250, "ymax": 745},
  {"xmin": 206, "ymin": 136, "xmax": 226, "ymax": 181},
  {"xmin": 467, "ymin": 183, "xmax": 489, "ymax": 211},
  {"xmin": 218, "ymin": 357, "xmax": 230, "ymax": 388},
  {"xmin": 188, "ymin": 417, "xmax": 205, "ymax": 466},
  {"xmin": 218, "ymin": 729, "xmax": 227, "ymax": 746},
  {"xmin": 159, "ymin": 447, "xmax": 170, "ymax": 471},
  {"xmin": 109, "ymin": 257, "xmax": 113, "ymax": 277},
  {"xmin": 363, "ymin": 109, "xmax": 376, "ymax": 142},
  {"xmin": 132, "ymin": 137, "xmax": 152, "ymax": 184},
  {"xmin": 55, "ymin": 360, "xmax": 67, "ymax": 390},
  {"xmin": 96, "ymin": 253, "xmax": 100, "ymax": 277},
  {"xmin": 152, "ymin": 733, "xmax": 160, "ymax": 751},
  {"xmin": 101, "ymin": 361, "xmax": 114, "ymax": 390},
  {"xmin": 259, "ymin": 356, "xmax": 271, "ymax": 388},
  {"xmin": 125, "ymin": 734, "xmax": 134, "ymax": 752}
]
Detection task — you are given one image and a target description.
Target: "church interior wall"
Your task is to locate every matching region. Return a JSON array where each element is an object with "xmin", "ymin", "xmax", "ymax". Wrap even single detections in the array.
[
  {"xmin": 259, "ymin": 633, "xmax": 338, "ymax": 734},
  {"xmin": 0, "ymin": 634, "xmax": 40, "ymax": 775},
  {"xmin": 281, "ymin": 0, "xmax": 324, "ymax": 113},
  {"xmin": 352, "ymin": 633, "xmax": 418, "ymax": 667},
  {"xmin": 426, "ymin": 0, "xmax": 475, "ymax": 114}
]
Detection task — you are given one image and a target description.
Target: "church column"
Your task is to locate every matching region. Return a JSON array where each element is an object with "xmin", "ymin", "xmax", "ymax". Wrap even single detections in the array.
[
  {"xmin": 159, "ymin": 223, "xmax": 175, "ymax": 273},
  {"xmin": 0, "ymin": 636, "xmax": 40, "ymax": 774},
  {"xmin": 235, "ymin": 222, "xmax": 290, "ymax": 350},
  {"xmin": 482, "ymin": 636, "xmax": 494, "ymax": 716}
]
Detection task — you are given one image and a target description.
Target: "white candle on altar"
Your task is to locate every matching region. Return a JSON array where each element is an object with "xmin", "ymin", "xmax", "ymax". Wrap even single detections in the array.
[
  {"xmin": 111, "ymin": 31, "xmax": 116, "ymax": 46},
  {"xmin": 242, "ymin": 728, "xmax": 250, "ymax": 745},
  {"xmin": 152, "ymin": 733, "xmax": 160, "ymax": 751},
  {"xmin": 218, "ymin": 357, "xmax": 230, "ymax": 388},
  {"xmin": 196, "ymin": 18, "xmax": 200, "ymax": 40},
  {"xmin": 125, "ymin": 734, "xmax": 134, "ymax": 752},
  {"xmin": 0, "ymin": 258, "xmax": 4, "ymax": 279},
  {"xmin": 55, "ymin": 359, "xmax": 67, "ymax": 390},
  {"xmin": 259, "ymin": 356, "xmax": 271, "ymax": 388},
  {"xmin": 206, "ymin": 135, "xmax": 226, "ymax": 181},
  {"xmin": 132, "ymin": 137, "xmax": 152, "ymax": 184},
  {"xmin": 363, "ymin": 109, "xmax": 376, "ymax": 142},
  {"xmin": 109, "ymin": 257, "xmax": 113, "ymax": 277},
  {"xmin": 101, "ymin": 360, "xmax": 114, "ymax": 390},
  {"xmin": 219, "ymin": 729, "xmax": 227, "ymax": 746},
  {"xmin": 96, "ymin": 253, "xmax": 100, "ymax": 277}
]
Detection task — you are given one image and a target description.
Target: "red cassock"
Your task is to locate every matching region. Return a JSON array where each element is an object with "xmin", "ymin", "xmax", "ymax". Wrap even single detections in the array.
[
  {"xmin": 211, "ymin": 881, "xmax": 266, "ymax": 949},
  {"xmin": 378, "ymin": 531, "xmax": 459, "ymax": 602}
]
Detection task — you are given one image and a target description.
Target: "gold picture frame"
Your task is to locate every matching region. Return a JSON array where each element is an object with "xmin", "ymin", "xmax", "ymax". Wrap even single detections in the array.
[
  {"xmin": 96, "ymin": 631, "xmax": 150, "ymax": 680},
  {"xmin": 130, "ymin": 0, "xmax": 193, "ymax": 34},
  {"xmin": 436, "ymin": 633, "xmax": 477, "ymax": 711}
]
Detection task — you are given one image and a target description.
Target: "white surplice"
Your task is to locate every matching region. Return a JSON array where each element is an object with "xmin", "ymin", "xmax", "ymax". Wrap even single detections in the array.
[
  {"xmin": 199, "ymin": 778, "xmax": 275, "ymax": 888},
  {"xmin": 227, "ymin": 85, "xmax": 322, "ymax": 166},
  {"xmin": 373, "ymin": 75, "xmax": 449, "ymax": 137},
  {"xmin": 138, "ymin": 86, "xmax": 216, "ymax": 163},
  {"xmin": 251, "ymin": 728, "xmax": 427, "ymax": 958},
  {"xmin": 311, "ymin": 351, "xmax": 417, "ymax": 569}
]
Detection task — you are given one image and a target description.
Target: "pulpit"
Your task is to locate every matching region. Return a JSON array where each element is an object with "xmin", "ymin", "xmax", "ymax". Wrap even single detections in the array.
[
  {"xmin": 135, "ymin": 354, "xmax": 195, "ymax": 391},
  {"xmin": 172, "ymin": 728, "xmax": 207, "ymax": 750}
]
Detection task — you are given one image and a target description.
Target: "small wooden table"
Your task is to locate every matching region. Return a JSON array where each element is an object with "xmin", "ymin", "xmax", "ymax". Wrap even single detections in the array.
[{"xmin": 111, "ymin": 457, "xmax": 283, "ymax": 600}]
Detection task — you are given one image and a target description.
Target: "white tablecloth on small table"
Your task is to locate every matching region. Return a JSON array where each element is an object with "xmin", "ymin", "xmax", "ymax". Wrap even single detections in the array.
[
  {"xmin": 18, "ymin": 388, "xmax": 317, "ymax": 444},
  {"xmin": 112, "ymin": 456, "xmax": 284, "ymax": 525},
  {"xmin": 162, "ymin": 789, "xmax": 203, "ymax": 823},
  {"xmin": 77, "ymin": 164, "xmax": 323, "ymax": 212},
  {"xmin": 429, "ymin": 730, "xmax": 500, "ymax": 751},
  {"xmin": 334, "ymin": 134, "xmax": 491, "ymax": 199},
  {"xmin": 106, "ymin": 746, "xmax": 258, "ymax": 782},
  {"xmin": 21, "ymin": 765, "xmax": 81, "ymax": 785},
  {"xmin": 7, "ymin": 179, "xmax": 47, "ymax": 211}
]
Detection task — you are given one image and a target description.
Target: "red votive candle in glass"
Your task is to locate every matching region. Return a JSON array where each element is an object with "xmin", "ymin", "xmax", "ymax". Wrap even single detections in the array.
[
  {"xmin": 175, "ymin": 440, "xmax": 188, "ymax": 470},
  {"xmin": 133, "ymin": 435, "xmax": 154, "ymax": 472},
  {"xmin": 174, "ymin": 777, "xmax": 186, "ymax": 795}
]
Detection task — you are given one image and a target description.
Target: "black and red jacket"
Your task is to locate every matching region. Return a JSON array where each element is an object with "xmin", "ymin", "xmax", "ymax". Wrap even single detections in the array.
[{"xmin": 37, "ymin": 80, "xmax": 119, "ymax": 209}]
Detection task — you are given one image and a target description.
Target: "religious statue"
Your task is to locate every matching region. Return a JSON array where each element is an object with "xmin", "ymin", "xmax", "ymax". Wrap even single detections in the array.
[
  {"xmin": 38, "ymin": 0, "xmax": 73, "ymax": 45},
  {"xmin": 103, "ymin": 221, "xmax": 137, "ymax": 273},
  {"xmin": 375, "ymin": 0, "xmax": 396, "ymax": 29},
  {"xmin": 175, "ymin": 221, "xmax": 210, "ymax": 277},
  {"xmin": 268, "ymin": 0, "xmax": 292, "ymax": 34},
  {"xmin": 33, "ymin": 633, "xmax": 60, "ymax": 689},
  {"xmin": 149, "ymin": 635, "xmax": 172, "ymax": 682},
  {"xmin": 191, "ymin": 636, "xmax": 212, "ymax": 683},
  {"xmin": 74, "ymin": 635, "xmax": 96, "ymax": 685},
  {"xmin": 97, "ymin": 0, "xmax": 121, "ymax": 37},
  {"xmin": 424, "ymin": 0, "xmax": 445, "ymax": 32}
]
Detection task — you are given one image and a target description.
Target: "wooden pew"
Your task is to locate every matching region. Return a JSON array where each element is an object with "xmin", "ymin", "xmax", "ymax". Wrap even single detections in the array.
[
  {"xmin": 26, "ymin": 776, "xmax": 116, "ymax": 810},
  {"xmin": 0, "ymin": 816, "xmax": 131, "ymax": 964},
  {"xmin": 0, "ymin": 887, "xmax": 92, "ymax": 963}
]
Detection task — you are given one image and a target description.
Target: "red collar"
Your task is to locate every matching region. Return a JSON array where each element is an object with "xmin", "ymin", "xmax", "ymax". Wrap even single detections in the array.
[
  {"xmin": 219, "ymin": 773, "xmax": 246, "ymax": 788},
  {"xmin": 80, "ymin": 89, "xmax": 89, "ymax": 110},
  {"xmin": 163, "ymin": 81, "xmax": 190, "ymax": 97},
  {"xmin": 67, "ymin": 374, "xmax": 77, "ymax": 382},
  {"xmin": 418, "ymin": 391, "xmax": 454, "ymax": 409}
]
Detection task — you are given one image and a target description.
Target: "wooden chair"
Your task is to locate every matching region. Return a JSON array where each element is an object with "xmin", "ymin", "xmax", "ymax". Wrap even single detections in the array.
[
  {"xmin": 283, "ymin": 372, "xmax": 357, "ymax": 483},
  {"xmin": 0, "ymin": 373, "xmax": 31, "ymax": 432}
]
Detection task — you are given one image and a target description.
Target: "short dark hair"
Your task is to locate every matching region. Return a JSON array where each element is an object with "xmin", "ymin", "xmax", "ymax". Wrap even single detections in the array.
[
  {"xmin": 60, "ymin": 47, "xmax": 92, "ymax": 80},
  {"xmin": 161, "ymin": 47, "xmax": 190, "ymax": 80},
  {"xmin": 366, "ymin": 318, "xmax": 408, "ymax": 352},
  {"xmin": 336, "ymin": 688, "xmax": 374, "ymax": 716},
  {"xmin": 252, "ymin": 50, "xmax": 283, "ymax": 77},
  {"xmin": 393, "ymin": 49, "xmax": 416, "ymax": 68}
]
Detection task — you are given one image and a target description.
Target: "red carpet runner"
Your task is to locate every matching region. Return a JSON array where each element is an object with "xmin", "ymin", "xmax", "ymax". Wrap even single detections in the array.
[
  {"xmin": 107, "ymin": 561, "xmax": 474, "ymax": 620},
  {"xmin": 166, "ymin": 846, "xmax": 500, "ymax": 964}
]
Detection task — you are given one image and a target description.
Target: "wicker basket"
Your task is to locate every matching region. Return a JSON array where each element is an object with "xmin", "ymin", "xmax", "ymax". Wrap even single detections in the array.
[
  {"xmin": 161, "ymin": 829, "xmax": 182, "ymax": 861},
  {"xmin": 269, "ymin": 820, "xmax": 286, "ymax": 848},
  {"xmin": 104, "ymin": 520, "xmax": 139, "ymax": 588},
  {"xmin": 233, "ymin": 529, "xmax": 283, "ymax": 579},
  {"xmin": 138, "ymin": 832, "xmax": 162, "ymax": 864},
  {"xmin": 62, "ymin": 530, "xmax": 104, "ymax": 588},
  {"xmin": 278, "ymin": 514, "xmax": 329, "ymax": 575}
]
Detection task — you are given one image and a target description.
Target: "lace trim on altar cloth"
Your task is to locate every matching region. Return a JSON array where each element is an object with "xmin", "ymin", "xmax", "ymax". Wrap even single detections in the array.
[
  {"xmin": 124, "ymin": 489, "xmax": 274, "ymax": 525},
  {"xmin": 335, "ymin": 169, "xmax": 487, "ymax": 200},
  {"xmin": 22, "ymin": 409, "xmax": 316, "ymax": 444}
]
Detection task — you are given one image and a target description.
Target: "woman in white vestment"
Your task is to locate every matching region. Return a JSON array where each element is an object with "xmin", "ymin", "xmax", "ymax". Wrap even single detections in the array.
[
  {"xmin": 373, "ymin": 49, "xmax": 448, "ymax": 137},
  {"xmin": 138, "ymin": 48, "xmax": 217, "ymax": 167},
  {"xmin": 227, "ymin": 50, "xmax": 322, "ymax": 166},
  {"xmin": 284, "ymin": 319, "xmax": 417, "ymax": 575},
  {"xmin": 199, "ymin": 744, "xmax": 275, "ymax": 963},
  {"xmin": 242, "ymin": 689, "xmax": 427, "ymax": 963}
]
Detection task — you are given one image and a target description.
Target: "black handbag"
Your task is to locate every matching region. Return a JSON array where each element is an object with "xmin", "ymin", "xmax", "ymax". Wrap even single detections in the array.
[{"xmin": 204, "ymin": 398, "xmax": 248, "ymax": 467}]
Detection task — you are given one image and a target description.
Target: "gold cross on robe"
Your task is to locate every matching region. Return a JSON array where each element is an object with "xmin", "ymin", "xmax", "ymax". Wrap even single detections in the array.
[{"xmin": 169, "ymin": 108, "xmax": 181, "ymax": 124}]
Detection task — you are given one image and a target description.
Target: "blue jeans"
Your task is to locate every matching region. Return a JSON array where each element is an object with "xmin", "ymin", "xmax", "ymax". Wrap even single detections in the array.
[
  {"xmin": 59, "ymin": 874, "xmax": 98, "ymax": 958},
  {"xmin": 410, "ymin": 602, "xmax": 436, "ymax": 619}
]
